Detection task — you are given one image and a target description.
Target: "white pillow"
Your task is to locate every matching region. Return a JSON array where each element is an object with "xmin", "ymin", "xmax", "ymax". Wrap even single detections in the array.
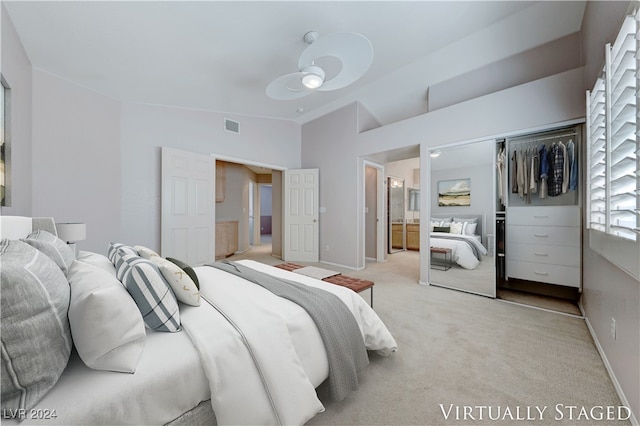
[
  {"xmin": 449, "ymin": 222, "xmax": 463, "ymax": 234},
  {"xmin": 464, "ymin": 222, "xmax": 478, "ymax": 235},
  {"xmin": 145, "ymin": 255, "xmax": 200, "ymax": 307},
  {"xmin": 133, "ymin": 247, "xmax": 200, "ymax": 306},
  {"xmin": 77, "ymin": 250, "xmax": 116, "ymax": 275},
  {"xmin": 67, "ymin": 261, "xmax": 146, "ymax": 373},
  {"xmin": 135, "ymin": 245, "xmax": 160, "ymax": 260}
]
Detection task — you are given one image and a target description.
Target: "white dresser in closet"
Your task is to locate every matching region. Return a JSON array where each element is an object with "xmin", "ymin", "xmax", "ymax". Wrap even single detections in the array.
[{"xmin": 506, "ymin": 206, "xmax": 581, "ymax": 288}]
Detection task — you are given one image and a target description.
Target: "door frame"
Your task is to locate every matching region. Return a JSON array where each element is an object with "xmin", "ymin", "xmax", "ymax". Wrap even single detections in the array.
[
  {"xmin": 210, "ymin": 153, "xmax": 286, "ymax": 256},
  {"xmin": 361, "ymin": 159, "xmax": 385, "ymax": 264},
  {"xmin": 257, "ymin": 182, "xmax": 273, "ymax": 245}
]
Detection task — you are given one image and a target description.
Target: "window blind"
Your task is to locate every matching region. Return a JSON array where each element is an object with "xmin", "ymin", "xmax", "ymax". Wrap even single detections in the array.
[
  {"xmin": 587, "ymin": 77, "xmax": 606, "ymax": 232},
  {"xmin": 587, "ymin": 12, "xmax": 639, "ymax": 242},
  {"xmin": 608, "ymin": 15, "xmax": 638, "ymax": 240}
]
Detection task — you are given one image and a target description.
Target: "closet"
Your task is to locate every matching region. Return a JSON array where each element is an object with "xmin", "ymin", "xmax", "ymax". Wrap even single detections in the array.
[{"xmin": 498, "ymin": 125, "xmax": 582, "ymax": 290}]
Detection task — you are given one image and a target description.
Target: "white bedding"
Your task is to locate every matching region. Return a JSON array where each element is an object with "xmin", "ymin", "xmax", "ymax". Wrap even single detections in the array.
[
  {"xmin": 4, "ymin": 258, "xmax": 396, "ymax": 426},
  {"xmin": 430, "ymin": 233, "xmax": 488, "ymax": 270},
  {"xmin": 187, "ymin": 259, "xmax": 397, "ymax": 425},
  {"xmin": 4, "ymin": 326, "xmax": 211, "ymax": 425}
]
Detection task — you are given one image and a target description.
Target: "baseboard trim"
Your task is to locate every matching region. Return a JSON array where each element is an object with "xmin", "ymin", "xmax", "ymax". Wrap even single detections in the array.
[
  {"xmin": 582, "ymin": 305, "xmax": 639, "ymax": 426},
  {"xmin": 319, "ymin": 259, "xmax": 358, "ymax": 271}
]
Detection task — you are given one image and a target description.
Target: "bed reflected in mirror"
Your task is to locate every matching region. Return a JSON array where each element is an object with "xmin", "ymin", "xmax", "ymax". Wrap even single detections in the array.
[{"xmin": 428, "ymin": 141, "xmax": 496, "ymax": 298}]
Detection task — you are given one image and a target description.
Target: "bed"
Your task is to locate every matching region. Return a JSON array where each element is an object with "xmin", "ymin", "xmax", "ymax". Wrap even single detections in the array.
[
  {"xmin": 429, "ymin": 213, "xmax": 488, "ymax": 270},
  {"xmin": 0, "ymin": 216, "xmax": 397, "ymax": 425}
]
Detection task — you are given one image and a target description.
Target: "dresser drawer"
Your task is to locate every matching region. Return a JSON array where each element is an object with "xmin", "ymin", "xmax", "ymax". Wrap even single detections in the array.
[
  {"xmin": 507, "ymin": 242, "xmax": 580, "ymax": 267},
  {"xmin": 507, "ymin": 260, "xmax": 580, "ymax": 288},
  {"xmin": 507, "ymin": 206, "xmax": 580, "ymax": 227},
  {"xmin": 507, "ymin": 225, "xmax": 580, "ymax": 247}
]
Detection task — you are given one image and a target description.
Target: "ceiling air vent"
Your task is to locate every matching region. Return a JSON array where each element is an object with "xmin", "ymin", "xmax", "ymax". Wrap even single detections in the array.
[{"xmin": 224, "ymin": 118, "xmax": 240, "ymax": 134}]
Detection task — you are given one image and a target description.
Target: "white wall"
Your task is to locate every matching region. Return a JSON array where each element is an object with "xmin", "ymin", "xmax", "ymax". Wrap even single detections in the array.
[
  {"xmin": 31, "ymin": 70, "xmax": 121, "ymax": 254},
  {"xmin": 302, "ymin": 104, "xmax": 360, "ymax": 269},
  {"xmin": 303, "ymin": 68, "xmax": 585, "ymax": 271},
  {"xmin": 119, "ymin": 103, "xmax": 301, "ymax": 252},
  {"xmin": 1, "ymin": 3, "xmax": 32, "ymax": 217},
  {"xmin": 17, "ymin": 71, "xmax": 300, "ymax": 254},
  {"xmin": 580, "ymin": 1, "xmax": 639, "ymax": 421}
]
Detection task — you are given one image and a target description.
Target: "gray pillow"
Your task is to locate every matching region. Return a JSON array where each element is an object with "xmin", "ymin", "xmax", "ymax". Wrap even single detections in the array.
[
  {"xmin": 0, "ymin": 239, "xmax": 72, "ymax": 415},
  {"xmin": 107, "ymin": 242, "xmax": 137, "ymax": 263},
  {"xmin": 167, "ymin": 257, "xmax": 200, "ymax": 290},
  {"xmin": 453, "ymin": 217, "xmax": 478, "ymax": 223},
  {"xmin": 115, "ymin": 252, "xmax": 181, "ymax": 332},
  {"xmin": 431, "ymin": 217, "xmax": 452, "ymax": 224},
  {"xmin": 21, "ymin": 230, "xmax": 75, "ymax": 275}
]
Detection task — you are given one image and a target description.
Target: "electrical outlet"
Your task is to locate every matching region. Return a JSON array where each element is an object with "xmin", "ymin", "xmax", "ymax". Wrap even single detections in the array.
[
  {"xmin": 325, "ymin": 245, "xmax": 330, "ymax": 252},
  {"xmin": 610, "ymin": 317, "xmax": 616, "ymax": 340}
]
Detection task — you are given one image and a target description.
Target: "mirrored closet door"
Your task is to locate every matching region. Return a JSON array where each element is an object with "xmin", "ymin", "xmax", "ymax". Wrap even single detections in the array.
[{"xmin": 428, "ymin": 141, "xmax": 496, "ymax": 298}]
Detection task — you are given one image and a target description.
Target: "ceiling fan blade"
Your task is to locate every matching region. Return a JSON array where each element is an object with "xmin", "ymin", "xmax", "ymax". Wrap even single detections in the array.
[
  {"xmin": 266, "ymin": 72, "xmax": 312, "ymax": 100},
  {"xmin": 298, "ymin": 32, "xmax": 373, "ymax": 91}
]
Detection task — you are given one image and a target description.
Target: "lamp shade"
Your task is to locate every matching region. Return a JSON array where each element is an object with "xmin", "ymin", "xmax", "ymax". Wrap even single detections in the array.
[{"xmin": 56, "ymin": 223, "xmax": 86, "ymax": 243}]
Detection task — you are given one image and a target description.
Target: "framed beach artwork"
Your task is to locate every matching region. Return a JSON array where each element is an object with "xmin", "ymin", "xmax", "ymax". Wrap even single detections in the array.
[{"xmin": 438, "ymin": 179, "xmax": 471, "ymax": 207}]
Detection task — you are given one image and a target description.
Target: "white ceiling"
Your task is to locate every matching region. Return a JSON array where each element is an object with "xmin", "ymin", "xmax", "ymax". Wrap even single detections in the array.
[{"xmin": 4, "ymin": 1, "xmax": 586, "ymax": 126}]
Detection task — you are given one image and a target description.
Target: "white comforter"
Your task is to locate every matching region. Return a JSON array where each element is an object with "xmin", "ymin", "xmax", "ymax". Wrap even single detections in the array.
[
  {"xmin": 430, "ymin": 233, "xmax": 488, "ymax": 270},
  {"xmin": 184, "ymin": 260, "xmax": 397, "ymax": 425},
  {"xmin": 6, "ymin": 260, "xmax": 396, "ymax": 426}
]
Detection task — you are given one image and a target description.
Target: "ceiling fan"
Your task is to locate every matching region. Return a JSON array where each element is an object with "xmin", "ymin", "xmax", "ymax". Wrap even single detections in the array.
[{"xmin": 266, "ymin": 31, "xmax": 374, "ymax": 101}]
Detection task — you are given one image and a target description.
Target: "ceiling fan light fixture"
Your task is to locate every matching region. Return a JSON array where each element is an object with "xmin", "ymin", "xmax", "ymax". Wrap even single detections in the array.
[{"xmin": 301, "ymin": 65, "xmax": 325, "ymax": 89}]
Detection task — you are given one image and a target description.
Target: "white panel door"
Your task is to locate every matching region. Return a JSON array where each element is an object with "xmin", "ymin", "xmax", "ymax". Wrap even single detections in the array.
[
  {"xmin": 161, "ymin": 147, "xmax": 215, "ymax": 266},
  {"xmin": 284, "ymin": 169, "xmax": 319, "ymax": 262}
]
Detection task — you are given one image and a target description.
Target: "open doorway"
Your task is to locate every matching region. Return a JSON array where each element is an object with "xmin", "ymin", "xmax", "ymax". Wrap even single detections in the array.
[
  {"xmin": 258, "ymin": 183, "xmax": 273, "ymax": 246},
  {"xmin": 214, "ymin": 159, "xmax": 282, "ymax": 261},
  {"xmin": 361, "ymin": 145, "xmax": 421, "ymax": 278}
]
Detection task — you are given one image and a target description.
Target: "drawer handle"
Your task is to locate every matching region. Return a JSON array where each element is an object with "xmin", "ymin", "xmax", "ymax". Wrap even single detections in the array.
[
  {"xmin": 533, "ymin": 215, "xmax": 548, "ymax": 219},
  {"xmin": 534, "ymin": 271, "xmax": 549, "ymax": 276},
  {"xmin": 534, "ymin": 252, "xmax": 549, "ymax": 256},
  {"xmin": 533, "ymin": 233, "xmax": 549, "ymax": 238}
]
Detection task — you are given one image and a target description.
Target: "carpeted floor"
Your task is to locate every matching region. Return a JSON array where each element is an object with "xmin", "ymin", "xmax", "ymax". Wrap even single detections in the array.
[{"xmin": 227, "ymin": 246, "xmax": 629, "ymax": 425}]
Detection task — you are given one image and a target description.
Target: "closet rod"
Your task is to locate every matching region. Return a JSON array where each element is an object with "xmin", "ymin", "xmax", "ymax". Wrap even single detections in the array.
[{"xmin": 508, "ymin": 131, "xmax": 577, "ymax": 146}]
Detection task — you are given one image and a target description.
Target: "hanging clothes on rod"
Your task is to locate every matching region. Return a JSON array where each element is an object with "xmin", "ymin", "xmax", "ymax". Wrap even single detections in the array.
[
  {"xmin": 539, "ymin": 144, "xmax": 549, "ymax": 199},
  {"xmin": 508, "ymin": 130, "xmax": 578, "ymax": 203},
  {"xmin": 511, "ymin": 149, "xmax": 518, "ymax": 194},
  {"xmin": 548, "ymin": 142, "xmax": 564, "ymax": 197},
  {"xmin": 567, "ymin": 139, "xmax": 578, "ymax": 191},
  {"xmin": 529, "ymin": 146, "xmax": 538, "ymax": 195},
  {"xmin": 496, "ymin": 141, "xmax": 507, "ymax": 206}
]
